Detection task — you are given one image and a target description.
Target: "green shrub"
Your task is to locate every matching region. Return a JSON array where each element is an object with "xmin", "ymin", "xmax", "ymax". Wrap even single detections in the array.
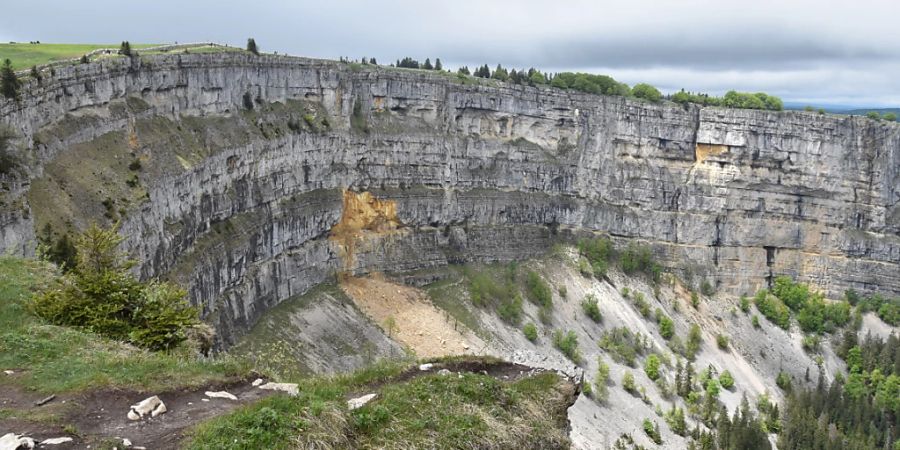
[
  {"xmin": 690, "ymin": 291, "xmax": 700, "ymax": 309},
  {"xmin": 716, "ymin": 334, "xmax": 729, "ymax": 351},
  {"xmin": 658, "ymin": 315, "xmax": 675, "ymax": 340},
  {"xmin": 599, "ymin": 327, "xmax": 648, "ymax": 367},
  {"xmin": 752, "ymin": 315, "xmax": 761, "ymax": 328},
  {"xmin": 525, "ymin": 271, "xmax": 552, "ymax": 308},
  {"xmin": 719, "ymin": 370, "xmax": 734, "ymax": 390},
  {"xmin": 523, "ymin": 323, "xmax": 538, "ymax": 342},
  {"xmin": 551, "ymin": 72, "xmax": 631, "ymax": 97},
  {"xmin": 622, "ymin": 371, "xmax": 636, "ymax": 393},
  {"xmin": 552, "ymin": 329, "xmax": 582, "ymax": 363},
  {"xmin": 581, "ymin": 295, "xmax": 602, "ymax": 322},
  {"xmin": 883, "ymin": 112, "xmax": 897, "ymax": 122},
  {"xmin": 644, "ymin": 354, "xmax": 661, "ymax": 381},
  {"xmin": 594, "ymin": 360, "xmax": 610, "ymax": 402},
  {"xmin": 776, "ymin": 371, "xmax": 792, "ymax": 391},
  {"xmin": 706, "ymin": 378, "xmax": 721, "ymax": 397},
  {"xmin": 577, "ymin": 257, "xmax": 592, "ymax": 277},
  {"xmin": 496, "ymin": 294, "xmax": 523, "ymax": 324},
  {"xmin": 666, "ymin": 406, "xmax": 687, "ymax": 436},
  {"xmin": 30, "ymin": 224, "xmax": 198, "ymax": 351},
  {"xmin": 581, "ymin": 379, "xmax": 594, "ymax": 399},
  {"xmin": 754, "ymin": 290, "xmax": 791, "ymax": 329},
  {"xmin": 801, "ymin": 334, "xmax": 820, "ymax": 353},
  {"xmin": 700, "ymin": 280, "xmax": 715, "ymax": 296},
  {"xmin": 643, "ymin": 418, "xmax": 662, "ymax": 444},
  {"xmin": 740, "ymin": 296, "xmax": 750, "ymax": 313},
  {"xmin": 686, "ymin": 324, "xmax": 702, "ymax": 359},
  {"xmin": 632, "ymin": 83, "xmax": 661, "ymax": 102},
  {"xmin": 633, "ymin": 292, "xmax": 651, "ymax": 317},
  {"xmin": 557, "ymin": 285, "xmax": 567, "ymax": 298},
  {"xmin": 619, "ymin": 244, "xmax": 661, "ymax": 281}
]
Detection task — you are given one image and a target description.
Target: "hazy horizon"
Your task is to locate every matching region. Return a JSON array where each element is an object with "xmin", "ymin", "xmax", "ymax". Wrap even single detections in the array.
[{"xmin": 4, "ymin": 0, "xmax": 900, "ymax": 108}]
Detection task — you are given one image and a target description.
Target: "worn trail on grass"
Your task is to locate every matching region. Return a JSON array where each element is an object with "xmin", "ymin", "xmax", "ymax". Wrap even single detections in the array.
[{"xmin": 0, "ymin": 378, "xmax": 271, "ymax": 449}]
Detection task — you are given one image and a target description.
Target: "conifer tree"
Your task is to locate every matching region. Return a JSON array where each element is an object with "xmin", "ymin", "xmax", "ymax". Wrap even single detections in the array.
[
  {"xmin": 1, "ymin": 59, "xmax": 20, "ymax": 100},
  {"xmin": 246, "ymin": 38, "xmax": 259, "ymax": 55},
  {"xmin": 119, "ymin": 41, "xmax": 132, "ymax": 57},
  {"xmin": 434, "ymin": 58, "xmax": 442, "ymax": 71},
  {"xmin": 423, "ymin": 58, "xmax": 433, "ymax": 70}
]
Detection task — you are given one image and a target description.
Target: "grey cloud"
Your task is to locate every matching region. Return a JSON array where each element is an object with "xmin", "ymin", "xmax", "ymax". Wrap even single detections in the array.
[{"xmin": 2, "ymin": 0, "xmax": 900, "ymax": 107}]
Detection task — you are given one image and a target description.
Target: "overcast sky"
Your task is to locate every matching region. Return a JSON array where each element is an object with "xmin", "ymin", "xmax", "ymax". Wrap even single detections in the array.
[{"xmin": 3, "ymin": 0, "xmax": 899, "ymax": 107}]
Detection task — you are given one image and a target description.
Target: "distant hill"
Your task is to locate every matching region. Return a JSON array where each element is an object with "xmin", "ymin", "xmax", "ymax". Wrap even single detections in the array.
[{"xmin": 844, "ymin": 107, "xmax": 900, "ymax": 116}]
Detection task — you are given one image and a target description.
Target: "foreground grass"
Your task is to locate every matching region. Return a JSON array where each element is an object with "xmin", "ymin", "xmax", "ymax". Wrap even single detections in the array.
[
  {"xmin": 0, "ymin": 43, "xmax": 159, "ymax": 70},
  {"xmin": 0, "ymin": 257, "xmax": 248, "ymax": 393},
  {"xmin": 187, "ymin": 358, "xmax": 571, "ymax": 450}
]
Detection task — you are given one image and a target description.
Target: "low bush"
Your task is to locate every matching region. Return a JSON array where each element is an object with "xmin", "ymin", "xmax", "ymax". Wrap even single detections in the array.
[
  {"xmin": 716, "ymin": 334, "xmax": 729, "ymax": 351},
  {"xmin": 525, "ymin": 270, "xmax": 552, "ymax": 308},
  {"xmin": 552, "ymin": 329, "xmax": 582, "ymax": 364},
  {"xmin": 30, "ymin": 224, "xmax": 199, "ymax": 351},
  {"xmin": 644, "ymin": 354, "xmax": 661, "ymax": 381},
  {"xmin": 622, "ymin": 371, "xmax": 637, "ymax": 393},
  {"xmin": 643, "ymin": 419, "xmax": 662, "ymax": 444},
  {"xmin": 581, "ymin": 294, "xmax": 602, "ymax": 322},
  {"xmin": 523, "ymin": 322, "xmax": 538, "ymax": 342},
  {"xmin": 599, "ymin": 327, "xmax": 649, "ymax": 367},
  {"xmin": 754, "ymin": 290, "xmax": 791, "ymax": 329},
  {"xmin": 686, "ymin": 324, "xmax": 702, "ymax": 359},
  {"xmin": 719, "ymin": 370, "xmax": 734, "ymax": 390},
  {"xmin": 658, "ymin": 315, "xmax": 675, "ymax": 340}
]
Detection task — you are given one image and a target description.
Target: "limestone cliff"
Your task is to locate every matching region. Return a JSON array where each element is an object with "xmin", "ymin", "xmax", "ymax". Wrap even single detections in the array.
[{"xmin": 1, "ymin": 52, "xmax": 897, "ymax": 345}]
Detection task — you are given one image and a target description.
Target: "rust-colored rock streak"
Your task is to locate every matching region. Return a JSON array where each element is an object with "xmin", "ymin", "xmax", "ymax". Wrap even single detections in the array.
[{"xmin": 330, "ymin": 190, "xmax": 402, "ymax": 268}]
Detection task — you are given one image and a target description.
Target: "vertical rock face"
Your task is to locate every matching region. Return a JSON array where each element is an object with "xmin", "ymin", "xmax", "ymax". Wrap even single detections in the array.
[{"xmin": 1, "ymin": 53, "xmax": 897, "ymax": 344}]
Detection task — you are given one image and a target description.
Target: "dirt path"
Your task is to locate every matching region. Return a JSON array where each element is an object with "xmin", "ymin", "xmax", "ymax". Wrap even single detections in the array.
[
  {"xmin": 1, "ymin": 378, "xmax": 273, "ymax": 449},
  {"xmin": 340, "ymin": 274, "xmax": 484, "ymax": 358}
]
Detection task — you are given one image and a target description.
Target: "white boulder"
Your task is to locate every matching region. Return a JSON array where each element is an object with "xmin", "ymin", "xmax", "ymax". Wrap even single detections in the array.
[
  {"xmin": 39, "ymin": 437, "xmax": 73, "ymax": 445},
  {"xmin": 257, "ymin": 382, "xmax": 299, "ymax": 396},
  {"xmin": 347, "ymin": 393, "xmax": 377, "ymax": 410},
  {"xmin": 204, "ymin": 391, "xmax": 238, "ymax": 400},
  {"xmin": 0, "ymin": 433, "xmax": 34, "ymax": 450},
  {"xmin": 126, "ymin": 395, "xmax": 167, "ymax": 420}
]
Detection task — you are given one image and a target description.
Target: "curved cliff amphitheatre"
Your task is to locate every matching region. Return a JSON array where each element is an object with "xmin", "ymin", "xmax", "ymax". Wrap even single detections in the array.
[{"xmin": 0, "ymin": 45, "xmax": 898, "ymax": 449}]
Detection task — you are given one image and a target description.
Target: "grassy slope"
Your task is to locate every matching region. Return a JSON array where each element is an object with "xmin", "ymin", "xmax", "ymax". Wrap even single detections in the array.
[
  {"xmin": 0, "ymin": 43, "xmax": 159, "ymax": 70},
  {"xmin": 0, "ymin": 256, "xmax": 248, "ymax": 393},
  {"xmin": 187, "ymin": 357, "xmax": 571, "ymax": 450}
]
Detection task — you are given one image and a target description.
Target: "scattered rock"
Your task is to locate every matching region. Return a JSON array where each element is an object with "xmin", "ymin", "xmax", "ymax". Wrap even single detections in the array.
[
  {"xmin": 39, "ymin": 437, "xmax": 73, "ymax": 445},
  {"xmin": 122, "ymin": 438, "xmax": 132, "ymax": 448},
  {"xmin": 204, "ymin": 391, "xmax": 238, "ymax": 400},
  {"xmin": 438, "ymin": 369, "xmax": 452, "ymax": 376},
  {"xmin": 251, "ymin": 378, "xmax": 264, "ymax": 387},
  {"xmin": 0, "ymin": 433, "xmax": 34, "ymax": 450},
  {"xmin": 3, "ymin": 370, "xmax": 13, "ymax": 376},
  {"xmin": 462, "ymin": 343, "xmax": 470, "ymax": 350},
  {"xmin": 347, "ymin": 393, "xmax": 377, "ymax": 410},
  {"xmin": 201, "ymin": 398, "xmax": 209, "ymax": 402},
  {"xmin": 34, "ymin": 395, "xmax": 55, "ymax": 406},
  {"xmin": 258, "ymin": 382, "xmax": 299, "ymax": 396},
  {"xmin": 418, "ymin": 363, "xmax": 434, "ymax": 371},
  {"xmin": 126, "ymin": 396, "xmax": 166, "ymax": 421}
]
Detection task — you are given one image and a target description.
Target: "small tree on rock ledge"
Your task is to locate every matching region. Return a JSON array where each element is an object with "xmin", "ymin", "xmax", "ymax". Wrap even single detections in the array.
[
  {"xmin": 1, "ymin": 59, "xmax": 20, "ymax": 100},
  {"xmin": 246, "ymin": 38, "xmax": 259, "ymax": 55},
  {"xmin": 119, "ymin": 41, "xmax": 132, "ymax": 57}
]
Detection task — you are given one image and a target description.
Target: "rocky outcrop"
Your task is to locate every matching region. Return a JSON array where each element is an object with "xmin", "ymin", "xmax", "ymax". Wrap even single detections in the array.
[{"xmin": 1, "ymin": 52, "xmax": 897, "ymax": 345}]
